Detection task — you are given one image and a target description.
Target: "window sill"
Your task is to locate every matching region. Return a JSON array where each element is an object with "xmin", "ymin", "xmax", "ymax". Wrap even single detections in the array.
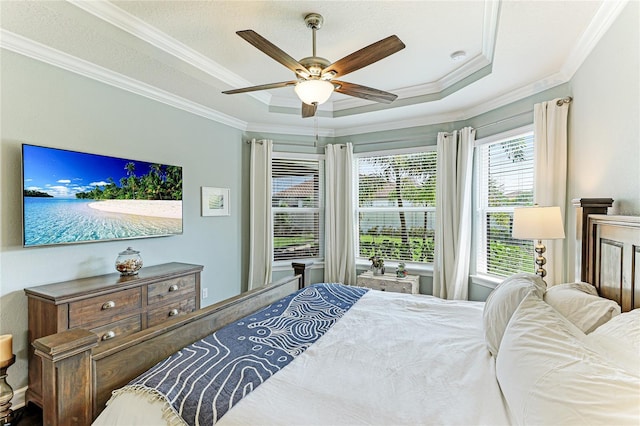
[
  {"xmin": 272, "ymin": 260, "xmax": 324, "ymax": 272},
  {"xmin": 356, "ymin": 259, "xmax": 433, "ymax": 277},
  {"xmin": 469, "ymin": 274, "xmax": 502, "ymax": 290},
  {"xmin": 273, "ymin": 259, "xmax": 434, "ymax": 277}
]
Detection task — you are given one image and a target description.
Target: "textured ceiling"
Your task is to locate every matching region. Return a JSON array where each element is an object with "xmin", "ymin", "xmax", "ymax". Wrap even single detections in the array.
[{"xmin": 1, "ymin": 0, "xmax": 621, "ymax": 136}]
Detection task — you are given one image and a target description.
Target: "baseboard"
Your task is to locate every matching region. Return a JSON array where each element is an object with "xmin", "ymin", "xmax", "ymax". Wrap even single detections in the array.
[{"xmin": 11, "ymin": 386, "xmax": 27, "ymax": 409}]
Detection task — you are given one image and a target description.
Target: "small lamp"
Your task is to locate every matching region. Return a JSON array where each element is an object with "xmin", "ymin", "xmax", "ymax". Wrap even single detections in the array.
[{"xmin": 512, "ymin": 205, "xmax": 565, "ymax": 281}]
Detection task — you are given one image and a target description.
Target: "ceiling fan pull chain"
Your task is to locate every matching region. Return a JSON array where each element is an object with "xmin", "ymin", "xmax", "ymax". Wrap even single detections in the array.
[{"xmin": 314, "ymin": 115, "xmax": 319, "ymax": 148}]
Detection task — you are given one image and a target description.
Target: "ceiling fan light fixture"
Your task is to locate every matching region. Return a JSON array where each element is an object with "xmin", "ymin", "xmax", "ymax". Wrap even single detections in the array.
[{"xmin": 295, "ymin": 79, "xmax": 334, "ymax": 105}]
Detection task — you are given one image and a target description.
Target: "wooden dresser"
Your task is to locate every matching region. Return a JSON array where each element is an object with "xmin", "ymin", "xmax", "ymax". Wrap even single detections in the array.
[
  {"xmin": 356, "ymin": 271, "xmax": 420, "ymax": 294},
  {"xmin": 24, "ymin": 262, "xmax": 203, "ymax": 408}
]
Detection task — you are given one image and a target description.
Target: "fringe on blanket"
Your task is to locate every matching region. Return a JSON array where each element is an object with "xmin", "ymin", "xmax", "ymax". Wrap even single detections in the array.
[{"xmin": 108, "ymin": 385, "xmax": 187, "ymax": 426}]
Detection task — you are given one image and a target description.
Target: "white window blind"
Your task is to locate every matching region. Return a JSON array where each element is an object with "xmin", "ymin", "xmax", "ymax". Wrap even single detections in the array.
[
  {"xmin": 476, "ymin": 132, "xmax": 535, "ymax": 277},
  {"xmin": 272, "ymin": 158, "xmax": 322, "ymax": 262},
  {"xmin": 357, "ymin": 150, "xmax": 437, "ymax": 263}
]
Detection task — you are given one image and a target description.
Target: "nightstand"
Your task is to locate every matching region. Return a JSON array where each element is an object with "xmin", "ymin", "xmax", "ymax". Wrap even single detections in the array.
[{"xmin": 356, "ymin": 271, "xmax": 419, "ymax": 294}]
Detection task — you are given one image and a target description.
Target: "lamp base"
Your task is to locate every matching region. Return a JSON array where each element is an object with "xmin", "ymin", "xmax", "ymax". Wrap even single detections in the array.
[
  {"xmin": 0, "ymin": 355, "xmax": 15, "ymax": 426},
  {"xmin": 534, "ymin": 240, "xmax": 547, "ymax": 282}
]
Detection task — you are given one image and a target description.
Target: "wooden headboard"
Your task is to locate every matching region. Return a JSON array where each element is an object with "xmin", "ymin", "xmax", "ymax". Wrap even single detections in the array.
[
  {"xmin": 575, "ymin": 198, "xmax": 640, "ymax": 312},
  {"xmin": 584, "ymin": 214, "xmax": 640, "ymax": 312}
]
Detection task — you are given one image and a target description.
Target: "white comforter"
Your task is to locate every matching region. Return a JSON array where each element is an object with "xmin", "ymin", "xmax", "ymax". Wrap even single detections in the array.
[{"xmin": 94, "ymin": 290, "xmax": 512, "ymax": 425}]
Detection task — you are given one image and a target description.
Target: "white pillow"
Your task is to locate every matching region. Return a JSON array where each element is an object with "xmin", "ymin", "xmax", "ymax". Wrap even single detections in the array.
[
  {"xmin": 584, "ymin": 309, "xmax": 640, "ymax": 376},
  {"xmin": 544, "ymin": 282, "xmax": 621, "ymax": 333},
  {"xmin": 496, "ymin": 292, "xmax": 640, "ymax": 425},
  {"xmin": 483, "ymin": 273, "xmax": 546, "ymax": 356},
  {"xmin": 591, "ymin": 308, "xmax": 640, "ymax": 346}
]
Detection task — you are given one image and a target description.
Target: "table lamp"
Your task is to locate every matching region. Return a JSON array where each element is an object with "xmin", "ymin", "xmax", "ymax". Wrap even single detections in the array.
[{"xmin": 512, "ymin": 205, "xmax": 565, "ymax": 281}]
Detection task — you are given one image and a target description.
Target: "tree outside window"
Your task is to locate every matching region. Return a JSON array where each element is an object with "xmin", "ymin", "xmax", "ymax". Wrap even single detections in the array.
[{"xmin": 357, "ymin": 150, "xmax": 437, "ymax": 264}]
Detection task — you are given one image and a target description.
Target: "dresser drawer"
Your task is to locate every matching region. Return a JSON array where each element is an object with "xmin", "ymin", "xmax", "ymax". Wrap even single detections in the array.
[
  {"xmin": 147, "ymin": 275, "xmax": 196, "ymax": 306},
  {"xmin": 147, "ymin": 298, "xmax": 196, "ymax": 328},
  {"xmin": 377, "ymin": 281, "xmax": 414, "ymax": 293},
  {"xmin": 356, "ymin": 272, "xmax": 419, "ymax": 294},
  {"xmin": 90, "ymin": 314, "xmax": 142, "ymax": 342},
  {"xmin": 69, "ymin": 288, "xmax": 142, "ymax": 328}
]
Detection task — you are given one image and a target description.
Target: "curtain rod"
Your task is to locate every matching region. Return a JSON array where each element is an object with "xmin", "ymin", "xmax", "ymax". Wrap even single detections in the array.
[
  {"xmin": 556, "ymin": 96, "xmax": 573, "ymax": 106},
  {"xmin": 245, "ymin": 140, "xmax": 315, "ymax": 147},
  {"xmin": 475, "ymin": 96, "xmax": 572, "ymax": 131},
  {"xmin": 245, "ymin": 140, "xmax": 348, "ymax": 148}
]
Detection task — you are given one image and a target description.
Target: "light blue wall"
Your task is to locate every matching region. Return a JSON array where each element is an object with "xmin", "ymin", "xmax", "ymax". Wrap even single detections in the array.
[
  {"xmin": 565, "ymin": 0, "xmax": 640, "ymax": 281},
  {"xmin": 0, "ymin": 51, "xmax": 246, "ymax": 390}
]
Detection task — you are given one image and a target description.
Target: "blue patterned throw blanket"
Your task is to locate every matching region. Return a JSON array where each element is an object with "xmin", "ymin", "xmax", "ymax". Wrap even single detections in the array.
[{"xmin": 111, "ymin": 283, "xmax": 368, "ymax": 425}]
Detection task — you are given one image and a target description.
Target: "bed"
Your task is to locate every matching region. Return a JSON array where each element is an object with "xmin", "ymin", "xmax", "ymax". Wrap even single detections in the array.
[{"xmin": 33, "ymin": 201, "xmax": 640, "ymax": 425}]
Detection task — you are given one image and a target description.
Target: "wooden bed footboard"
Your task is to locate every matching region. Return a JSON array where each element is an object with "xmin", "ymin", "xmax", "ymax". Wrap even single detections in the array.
[{"xmin": 32, "ymin": 271, "xmax": 305, "ymax": 426}]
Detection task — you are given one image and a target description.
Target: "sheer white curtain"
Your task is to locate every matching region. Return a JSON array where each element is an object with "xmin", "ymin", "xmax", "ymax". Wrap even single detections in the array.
[
  {"xmin": 248, "ymin": 139, "xmax": 273, "ymax": 290},
  {"xmin": 433, "ymin": 127, "xmax": 475, "ymax": 300},
  {"xmin": 534, "ymin": 98, "xmax": 570, "ymax": 285},
  {"xmin": 324, "ymin": 143, "xmax": 356, "ymax": 285}
]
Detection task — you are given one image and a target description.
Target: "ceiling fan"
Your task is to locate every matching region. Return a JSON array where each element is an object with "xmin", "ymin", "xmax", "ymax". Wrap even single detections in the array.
[{"xmin": 222, "ymin": 13, "xmax": 406, "ymax": 118}]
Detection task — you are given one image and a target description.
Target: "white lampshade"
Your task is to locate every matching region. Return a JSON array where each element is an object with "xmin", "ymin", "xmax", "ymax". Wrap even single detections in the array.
[
  {"xmin": 294, "ymin": 79, "xmax": 334, "ymax": 105},
  {"xmin": 512, "ymin": 206, "xmax": 565, "ymax": 240}
]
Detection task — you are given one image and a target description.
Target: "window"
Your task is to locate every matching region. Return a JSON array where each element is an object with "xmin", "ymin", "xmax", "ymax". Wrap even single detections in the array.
[
  {"xmin": 356, "ymin": 149, "xmax": 437, "ymax": 264},
  {"xmin": 475, "ymin": 130, "xmax": 535, "ymax": 278},
  {"xmin": 272, "ymin": 156, "xmax": 322, "ymax": 262}
]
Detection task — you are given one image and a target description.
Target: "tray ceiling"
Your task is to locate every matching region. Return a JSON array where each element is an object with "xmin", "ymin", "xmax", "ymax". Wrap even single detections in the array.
[{"xmin": 0, "ymin": 1, "xmax": 625, "ymax": 136}]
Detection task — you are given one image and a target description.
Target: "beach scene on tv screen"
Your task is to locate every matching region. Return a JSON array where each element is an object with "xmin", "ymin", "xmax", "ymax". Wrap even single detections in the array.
[{"xmin": 22, "ymin": 145, "xmax": 183, "ymax": 247}]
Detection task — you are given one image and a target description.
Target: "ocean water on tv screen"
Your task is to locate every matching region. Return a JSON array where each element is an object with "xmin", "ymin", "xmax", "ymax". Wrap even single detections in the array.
[{"xmin": 23, "ymin": 197, "xmax": 182, "ymax": 246}]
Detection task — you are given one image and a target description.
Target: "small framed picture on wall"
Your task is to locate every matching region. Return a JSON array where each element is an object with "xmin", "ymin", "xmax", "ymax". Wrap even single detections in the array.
[{"xmin": 201, "ymin": 187, "xmax": 230, "ymax": 217}]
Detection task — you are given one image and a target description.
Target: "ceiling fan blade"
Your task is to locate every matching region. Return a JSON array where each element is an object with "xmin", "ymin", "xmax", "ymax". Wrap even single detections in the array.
[
  {"xmin": 301, "ymin": 102, "xmax": 317, "ymax": 118},
  {"xmin": 237, "ymin": 30, "xmax": 311, "ymax": 77},
  {"xmin": 322, "ymin": 35, "xmax": 405, "ymax": 79},
  {"xmin": 333, "ymin": 80, "xmax": 398, "ymax": 104},
  {"xmin": 222, "ymin": 80, "xmax": 297, "ymax": 95}
]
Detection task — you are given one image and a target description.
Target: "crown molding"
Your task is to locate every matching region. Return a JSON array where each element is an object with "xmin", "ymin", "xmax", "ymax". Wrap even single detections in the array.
[
  {"xmin": 560, "ymin": 0, "xmax": 629, "ymax": 79},
  {"xmin": 459, "ymin": 72, "xmax": 567, "ymax": 120},
  {"xmin": 67, "ymin": 0, "xmax": 271, "ymax": 106},
  {"xmin": 246, "ymin": 122, "xmax": 335, "ymax": 138},
  {"xmin": 331, "ymin": 71, "xmax": 566, "ymax": 138},
  {"xmin": 482, "ymin": 0, "xmax": 501, "ymax": 61},
  {"xmin": 0, "ymin": 30, "xmax": 248, "ymax": 131},
  {"xmin": 332, "ymin": 112, "xmax": 467, "ymax": 138}
]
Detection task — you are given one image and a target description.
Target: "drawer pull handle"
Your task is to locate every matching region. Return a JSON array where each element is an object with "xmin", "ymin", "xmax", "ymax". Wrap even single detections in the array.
[
  {"xmin": 168, "ymin": 284, "xmax": 179, "ymax": 292},
  {"xmin": 169, "ymin": 309, "xmax": 179, "ymax": 317},
  {"xmin": 102, "ymin": 301, "xmax": 116, "ymax": 310},
  {"xmin": 102, "ymin": 331, "xmax": 116, "ymax": 341}
]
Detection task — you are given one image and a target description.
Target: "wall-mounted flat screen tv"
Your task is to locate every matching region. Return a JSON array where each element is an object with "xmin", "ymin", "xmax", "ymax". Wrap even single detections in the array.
[{"xmin": 22, "ymin": 144, "xmax": 183, "ymax": 247}]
